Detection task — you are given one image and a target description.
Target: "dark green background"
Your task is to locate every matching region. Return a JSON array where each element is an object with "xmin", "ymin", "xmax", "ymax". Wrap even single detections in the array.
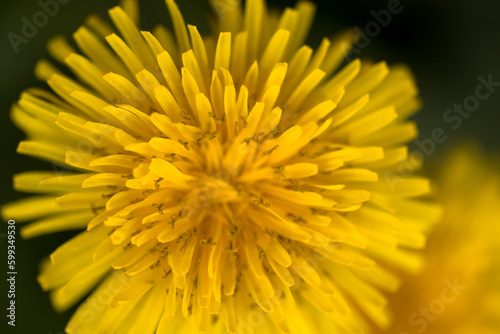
[{"xmin": 1, "ymin": 0, "xmax": 499, "ymax": 333}]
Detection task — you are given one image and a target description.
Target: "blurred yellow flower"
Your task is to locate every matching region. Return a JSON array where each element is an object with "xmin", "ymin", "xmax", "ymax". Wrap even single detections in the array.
[
  {"xmin": 377, "ymin": 144, "xmax": 500, "ymax": 334},
  {"xmin": 2, "ymin": 0, "xmax": 441, "ymax": 333}
]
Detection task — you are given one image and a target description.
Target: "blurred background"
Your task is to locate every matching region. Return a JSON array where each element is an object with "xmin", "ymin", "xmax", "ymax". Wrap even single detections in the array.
[{"xmin": 0, "ymin": 0, "xmax": 499, "ymax": 333}]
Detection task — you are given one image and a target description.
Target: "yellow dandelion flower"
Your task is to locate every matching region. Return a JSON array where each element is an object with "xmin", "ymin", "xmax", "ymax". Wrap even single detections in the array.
[
  {"xmin": 2, "ymin": 0, "xmax": 440, "ymax": 333},
  {"xmin": 377, "ymin": 144, "xmax": 500, "ymax": 334}
]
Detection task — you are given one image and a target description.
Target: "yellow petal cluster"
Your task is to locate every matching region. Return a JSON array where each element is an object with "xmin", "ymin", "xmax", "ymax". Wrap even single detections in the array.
[
  {"xmin": 2, "ymin": 0, "xmax": 440, "ymax": 333},
  {"xmin": 376, "ymin": 145, "xmax": 500, "ymax": 334}
]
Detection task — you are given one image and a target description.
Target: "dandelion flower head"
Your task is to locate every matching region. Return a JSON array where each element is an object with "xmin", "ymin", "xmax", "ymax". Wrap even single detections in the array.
[
  {"xmin": 2, "ymin": 0, "xmax": 440, "ymax": 333},
  {"xmin": 377, "ymin": 145, "xmax": 500, "ymax": 334}
]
